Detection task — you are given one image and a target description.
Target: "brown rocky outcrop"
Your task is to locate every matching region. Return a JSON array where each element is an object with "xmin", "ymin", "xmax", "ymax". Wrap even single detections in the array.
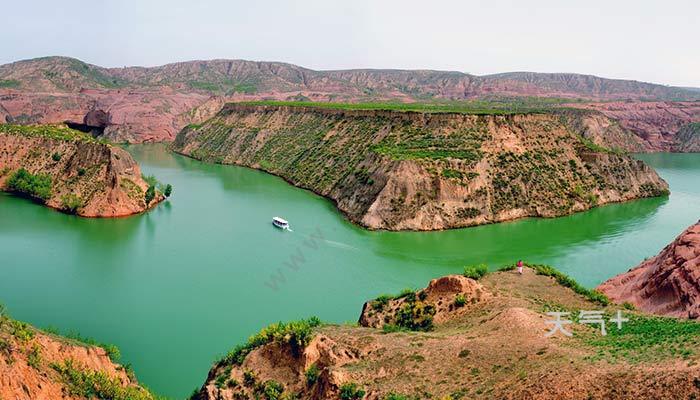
[
  {"xmin": 0, "ymin": 124, "xmax": 163, "ymax": 217},
  {"xmin": 0, "ymin": 315, "xmax": 156, "ymax": 400},
  {"xmin": 173, "ymin": 104, "xmax": 668, "ymax": 231},
  {"xmin": 598, "ymin": 221, "xmax": 700, "ymax": 318}
]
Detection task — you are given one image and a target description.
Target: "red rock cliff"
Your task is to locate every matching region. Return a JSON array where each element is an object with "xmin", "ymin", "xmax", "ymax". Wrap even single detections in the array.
[{"xmin": 598, "ymin": 221, "xmax": 700, "ymax": 318}]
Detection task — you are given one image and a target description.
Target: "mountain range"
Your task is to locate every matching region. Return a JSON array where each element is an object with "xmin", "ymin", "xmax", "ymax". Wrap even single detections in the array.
[{"xmin": 1, "ymin": 56, "xmax": 699, "ymax": 149}]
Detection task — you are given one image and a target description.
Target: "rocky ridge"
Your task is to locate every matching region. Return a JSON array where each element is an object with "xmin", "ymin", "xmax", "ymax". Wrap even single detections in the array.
[{"xmin": 2, "ymin": 56, "xmax": 700, "ymax": 146}]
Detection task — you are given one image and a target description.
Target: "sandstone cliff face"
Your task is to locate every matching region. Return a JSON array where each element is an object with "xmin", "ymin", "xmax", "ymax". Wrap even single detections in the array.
[
  {"xmin": 193, "ymin": 269, "xmax": 700, "ymax": 400},
  {"xmin": 173, "ymin": 104, "xmax": 668, "ymax": 231},
  {"xmin": 0, "ymin": 124, "xmax": 162, "ymax": 217},
  {"xmin": 0, "ymin": 314, "xmax": 155, "ymax": 400},
  {"xmin": 598, "ymin": 221, "xmax": 700, "ymax": 319}
]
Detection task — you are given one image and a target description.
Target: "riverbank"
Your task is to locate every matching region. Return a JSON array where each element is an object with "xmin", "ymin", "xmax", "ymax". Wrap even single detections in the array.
[{"xmin": 0, "ymin": 146, "xmax": 697, "ymax": 397}]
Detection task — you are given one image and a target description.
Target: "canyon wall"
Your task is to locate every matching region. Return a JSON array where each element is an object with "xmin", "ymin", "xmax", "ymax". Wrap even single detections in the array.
[{"xmin": 172, "ymin": 104, "xmax": 668, "ymax": 231}]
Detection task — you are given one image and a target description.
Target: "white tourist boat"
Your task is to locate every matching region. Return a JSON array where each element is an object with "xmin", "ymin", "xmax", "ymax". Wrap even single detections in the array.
[{"xmin": 272, "ymin": 217, "xmax": 290, "ymax": 230}]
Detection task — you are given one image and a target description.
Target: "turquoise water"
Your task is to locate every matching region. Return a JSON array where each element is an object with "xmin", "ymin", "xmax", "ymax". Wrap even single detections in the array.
[{"xmin": 0, "ymin": 146, "xmax": 697, "ymax": 398}]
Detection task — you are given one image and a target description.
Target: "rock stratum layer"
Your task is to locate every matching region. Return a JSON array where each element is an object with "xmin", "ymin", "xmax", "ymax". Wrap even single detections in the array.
[
  {"xmin": 2, "ymin": 56, "xmax": 700, "ymax": 147},
  {"xmin": 598, "ymin": 221, "xmax": 700, "ymax": 319},
  {"xmin": 0, "ymin": 313, "xmax": 157, "ymax": 400},
  {"xmin": 193, "ymin": 267, "xmax": 700, "ymax": 400},
  {"xmin": 0, "ymin": 124, "xmax": 162, "ymax": 217},
  {"xmin": 172, "ymin": 104, "xmax": 668, "ymax": 231}
]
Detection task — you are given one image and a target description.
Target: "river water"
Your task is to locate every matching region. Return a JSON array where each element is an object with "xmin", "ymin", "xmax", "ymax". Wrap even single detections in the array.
[{"xmin": 0, "ymin": 145, "xmax": 697, "ymax": 398}]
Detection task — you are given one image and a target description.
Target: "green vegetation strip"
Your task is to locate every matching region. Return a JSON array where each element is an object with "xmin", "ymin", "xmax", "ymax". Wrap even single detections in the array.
[
  {"xmin": 233, "ymin": 98, "xmax": 573, "ymax": 115},
  {"xmin": 0, "ymin": 124, "xmax": 107, "ymax": 144},
  {"xmin": 585, "ymin": 314, "xmax": 700, "ymax": 363},
  {"xmin": 52, "ymin": 360, "xmax": 161, "ymax": 400}
]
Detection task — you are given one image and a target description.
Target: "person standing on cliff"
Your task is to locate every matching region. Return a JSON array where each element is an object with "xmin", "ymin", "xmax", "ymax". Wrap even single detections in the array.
[{"xmin": 517, "ymin": 260, "xmax": 524, "ymax": 275}]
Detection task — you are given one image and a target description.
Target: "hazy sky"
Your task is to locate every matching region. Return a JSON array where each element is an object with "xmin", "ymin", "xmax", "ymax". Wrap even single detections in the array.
[{"xmin": 3, "ymin": 0, "xmax": 699, "ymax": 87}]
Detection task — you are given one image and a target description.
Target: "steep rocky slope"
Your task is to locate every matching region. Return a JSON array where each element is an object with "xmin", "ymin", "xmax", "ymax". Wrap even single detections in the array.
[
  {"xmin": 570, "ymin": 101, "xmax": 700, "ymax": 151},
  {"xmin": 193, "ymin": 266, "xmax": 700, "ymax": 399},
  {"xmin": 0, "ymin": 124, "xmax": 163, "ymax": 217},
  {"xmin": 2, "ymin": 56, "xmax": 700, "ymax": 145},
  {"xmin": 598, "ymin": 221, "xmax": 700, "ymax": 319},
  {"xmin": 676, "ymin": 123, "xmax": 700, "ymax": 152},
  {"xmin": 0, "ymin": 310, "xmax": 157, "ymax": 400},
  {"xmin": 172, "ymin": 103, "xmax": 668, "ymax": 231}
]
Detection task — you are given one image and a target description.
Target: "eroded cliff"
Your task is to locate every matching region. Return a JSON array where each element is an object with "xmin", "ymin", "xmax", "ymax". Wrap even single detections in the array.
[
  {"xmin": 172, "ymin": 104, "xmax": 668, "ymax": 231},
  {"xmin": 598, "ymin": 221, "xmax": 700, "ymax": 318},
  {"xmin": 0, "ymin": 311, "xmax": 157, "ymax": 400},
  {"xmin": 0, "ymin": 124, "xmax": 163, "ymax": 217}
]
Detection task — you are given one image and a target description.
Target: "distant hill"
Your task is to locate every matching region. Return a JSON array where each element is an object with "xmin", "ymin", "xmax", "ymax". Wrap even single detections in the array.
[{"xmin": 2, "ymin": 56, "xmax": 699, "ymax": 101}]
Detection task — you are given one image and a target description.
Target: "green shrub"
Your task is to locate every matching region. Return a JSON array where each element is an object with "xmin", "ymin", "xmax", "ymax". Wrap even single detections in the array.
[
  {"xmin": 262, "ymin": 380, "xmax": 285, "ymax": 400},
  {"xmin": 52, "ymin": 152, "xmax": 62, "ymax": 161},
  {"xmin": 339, "ymin": 383, "xmax": 366, "ymax": 400},
  {"xmin": 6, "ymin": 168, "xmax": 53, "ymax": 201},
  {"xmin": 163, "ymin": 184, "xmax": 173, "ymax": 197},
  {"xmin": 454, "ymin": 294, "xmax": 467, "ymax": 307},
  {"xmin": 395, "ymin": 301, "xmax": 435, "ymax": 332},
  {"xmin": 221, "ymin": 317, "xmax": 321, "ymax": 366},
  {"xmin": 77, "ymin": 167, "xmax": 86, "ymax": 176},
  {"xmin": 463, "ymin": 264, "xmax": 488, "ymax": 280},
  {"xmin": 142, "ymin": 174, "xmax": 158, "ymax": 187},
  {"xmin": 372, "ymin": 295, "xmax": 391, "ymax": 311},
  {"xmin": 27, "ymin": 344, "xmax": 42, "ymax": 369},
  {"xmin": 384, "ymin": 394, "xmax": 410, "ymax": 400},
  {"xmin": 305, "ymin": 363, "xmax": 320, "ymax": 386},
  {"xmin": 60, "ymin": 194, "xmax": 83, "ymax": 214},
  {"xmin": 51, "ymin": 360, "xmax": 158, "ymax": 400},
  {"xmin": 145, "ymin": 185, "xmax": 156, "ymax": 204}
]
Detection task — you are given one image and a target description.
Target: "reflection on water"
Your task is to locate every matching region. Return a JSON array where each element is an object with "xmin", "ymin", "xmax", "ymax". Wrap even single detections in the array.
[{"xmin": 0, "ymin": 146, "xmax": 697, "ymax": 398}]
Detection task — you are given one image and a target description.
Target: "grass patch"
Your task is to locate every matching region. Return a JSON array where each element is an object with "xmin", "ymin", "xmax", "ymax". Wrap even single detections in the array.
[
  {"xmin": 585, "ymin": 314, "xmax": 700, "ymax": 363},
  {"xmin": 220, "ymin": 317, "xmax": 321, "ymax": 366},
  {"xmin": 0, "ymin": 124, "xmax": 107, "ymax": 144},
  {"xmin": 0, "ymin": 79, "xmax": 20, "ymax": 88}
]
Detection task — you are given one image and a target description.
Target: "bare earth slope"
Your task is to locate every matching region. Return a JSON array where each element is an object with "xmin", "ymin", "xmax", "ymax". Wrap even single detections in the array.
[
  {"xmin": 0, "ymin": 124, "xmax": 162, "ymax": 217},
  {"xmin": 598, "ymin": 221, "xmax": 700, "ymax": 319},
  {"xmin": 193, "ymin": 268, "xmax": 700, "ymax": 400},
  {"xmin": 172, "ymin": 104, "xmax": 668, "ymax": 231}
]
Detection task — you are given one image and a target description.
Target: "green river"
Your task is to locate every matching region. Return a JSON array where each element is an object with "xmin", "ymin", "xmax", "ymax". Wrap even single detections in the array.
[{"xmin": 0, "ymin": 145, "xmax": 698, "ymax": 398}]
